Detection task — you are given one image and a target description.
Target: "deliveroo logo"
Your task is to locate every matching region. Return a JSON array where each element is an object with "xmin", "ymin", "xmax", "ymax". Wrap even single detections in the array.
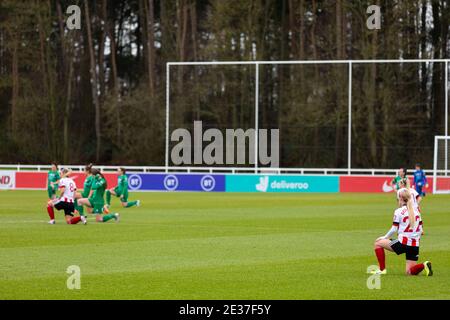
[{"xmin": 256, "ymin": 176, "xmax": 269, "ymax": 192}]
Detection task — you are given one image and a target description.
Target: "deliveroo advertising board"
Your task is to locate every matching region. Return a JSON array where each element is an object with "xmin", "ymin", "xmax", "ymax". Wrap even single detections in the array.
[{"xmin": 225, "ymin": 175, "xmax": 339, "ymax": 193}]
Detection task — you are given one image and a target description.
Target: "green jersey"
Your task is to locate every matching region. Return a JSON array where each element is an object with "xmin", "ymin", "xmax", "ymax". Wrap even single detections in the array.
[
  {"xmin": 47, "ymin": 170, "xmax": 60, "ymax": 198},
  {"xmin": 392, "ymin": 175, "xmax": 402, "ymax": 189},
  {"xmin": 47, "ymin": 170, "xmax": 60, "ymax": 187},
  {"xmin": 90, "ymin": 176, "xmax": 107, "ymax": 205},
  {"xmin": 117, "ymin": 174, "xmax": 128, "ymax": 193},
  {"xmin": 82, "ymin": 175, "xmax": 95, "ymax": 198}
]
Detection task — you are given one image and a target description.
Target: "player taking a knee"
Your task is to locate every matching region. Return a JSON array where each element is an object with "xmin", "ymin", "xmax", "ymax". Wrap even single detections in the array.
[{"xmin": 371, "ymin": 188, "xmax": 432, "ymax": 276}]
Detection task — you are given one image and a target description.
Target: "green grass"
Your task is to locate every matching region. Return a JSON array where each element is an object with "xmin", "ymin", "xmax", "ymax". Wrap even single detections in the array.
[{"xmin": 0, "ymin": 190, "xmax": 449, "ymax": 300}]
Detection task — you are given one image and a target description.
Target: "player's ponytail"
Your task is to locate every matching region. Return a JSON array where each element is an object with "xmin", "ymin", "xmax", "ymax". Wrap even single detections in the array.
[
  {"xmin": 85, "ymin": 163, "xmax": 93, "ymax": 173},
  {"xmin": 100, "ymin": 172, "xmax": 107, "ymax": 188},
  {"xmin": 92, "ymin": 168, "xmax": 107, "ymax": 188},
  {"xmin": 401, "ymin": 189, "xmax": 416, "ymax": 230}
]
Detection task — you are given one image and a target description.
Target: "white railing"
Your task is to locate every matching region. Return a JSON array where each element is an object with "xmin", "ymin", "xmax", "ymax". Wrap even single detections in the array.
[{"xmin": 0, "ymin": 164, "xmax": 437, "ymax": 176}]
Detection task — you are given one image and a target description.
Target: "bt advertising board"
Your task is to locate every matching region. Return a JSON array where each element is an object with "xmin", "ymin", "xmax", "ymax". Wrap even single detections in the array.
[{"xmin": 126, "ymin": 173, "xmax": 225, "ymax": 192}]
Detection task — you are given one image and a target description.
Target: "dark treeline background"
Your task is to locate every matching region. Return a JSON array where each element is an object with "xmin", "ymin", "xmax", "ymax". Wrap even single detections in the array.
[{"xmin": 0, "ymin": 0, "xmax": 449, "ymax": 168}]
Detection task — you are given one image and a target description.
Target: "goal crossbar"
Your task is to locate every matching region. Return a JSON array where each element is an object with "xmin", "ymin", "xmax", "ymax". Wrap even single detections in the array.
[{"xmin": 168, "ymin": 58, "xmax": 450, "ymax": 66}]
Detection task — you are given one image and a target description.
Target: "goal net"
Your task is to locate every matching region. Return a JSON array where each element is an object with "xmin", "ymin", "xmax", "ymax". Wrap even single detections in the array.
[{"xmin": 433, "ymin": 136, "xmax": 450, "ymax": 194}]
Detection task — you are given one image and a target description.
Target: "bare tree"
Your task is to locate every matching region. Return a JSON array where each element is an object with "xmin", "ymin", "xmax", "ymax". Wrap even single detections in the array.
[
  {"xmin": 145, "ymin": 0, "xmax": 156, "ymax": 97},
  {"xmin": 11, "ymin": 38, "xmax": 18, "ymax": 137},
  {"xmin": 106, "ymin": 1, "xmax": 121, "ymax": 143},
  {"xmin": 84, "ymin": 0, "xmax": 102, "ymax": 161}
]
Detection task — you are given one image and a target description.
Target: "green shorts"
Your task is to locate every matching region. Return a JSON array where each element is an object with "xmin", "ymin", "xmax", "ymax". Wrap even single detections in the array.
[
  {"xmin": 114, "ymin": 187, "xmax": 128, "ymax": 202},
  {"xmin": 47, "ymin": 185, "xmax": 57, "ymax": 198},
  {"xmin": 88, "ymin": 199, "xmax": 105, "ymax": 214}
]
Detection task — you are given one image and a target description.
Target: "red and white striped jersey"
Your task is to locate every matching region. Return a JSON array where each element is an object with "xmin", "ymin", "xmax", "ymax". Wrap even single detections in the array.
[
  {"xmin": 397, "ymin": 187, "xmax": 420, "ymax": 211},
  {"xmin": 58, "ymin": 177, "xmax": 77, "ymax": 203},
  {"xmin": 392, "ymin": 205, "xmax": 423, "ymax": 247}
]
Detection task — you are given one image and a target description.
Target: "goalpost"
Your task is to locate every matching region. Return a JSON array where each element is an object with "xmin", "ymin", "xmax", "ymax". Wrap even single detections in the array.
[
  {"xmin": 433, "ymin": 60, "xmax": 450, "ymax": 194},
  {"xmin": 166, "ymin": 59, "xmax": 449, "ymax": 173},
  {"xmin": 433, "ymin": 136, "xmax": 450, "ymax": 194}
]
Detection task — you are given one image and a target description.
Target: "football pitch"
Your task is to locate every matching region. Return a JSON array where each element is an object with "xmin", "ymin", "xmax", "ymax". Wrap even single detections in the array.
[{"xmin": 1, "ymin": 190, "xmax": 449, "ymax": 300}]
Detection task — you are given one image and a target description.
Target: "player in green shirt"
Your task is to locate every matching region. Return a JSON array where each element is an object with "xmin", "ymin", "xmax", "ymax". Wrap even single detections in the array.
[
  {"xmin": 74, "ymin": 163, "xmax": 94, "ymax": 216},
  {"xmin": 47, "ymin": 162, "xmax": 61, "ymax": 199},
  {"xmin": 105, "ymin": 168, "xmax": 140, "ymax": 209},
  {"xmin": 390, "ymin": 168, "xmax": 407, "ymax": 191},
  {"xmin": 77, "ymin": 169, "xmax": 120, "ymax": 223}
]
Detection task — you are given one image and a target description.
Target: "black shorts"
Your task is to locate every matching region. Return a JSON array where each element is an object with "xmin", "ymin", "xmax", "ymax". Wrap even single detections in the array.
[
  {"xmin": 390, "ymin": 239, "xmax": 419, "ymax": 261},
  {"xmin": 54, "ymin": 201, "xmax": 75, "ymax": 217}
]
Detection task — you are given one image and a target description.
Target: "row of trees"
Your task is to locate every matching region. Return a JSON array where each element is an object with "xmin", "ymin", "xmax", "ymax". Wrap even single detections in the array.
[{"xmin": 0, "ymin": 0, "xmax": 449, "ymax": 168}]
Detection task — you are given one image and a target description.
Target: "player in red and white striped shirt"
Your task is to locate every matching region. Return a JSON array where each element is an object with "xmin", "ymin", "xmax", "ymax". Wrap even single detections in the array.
[
  {"xmin": 46, "ymin": 168, "xmax": 87, "ymax": 225},
  {"xmin": 371, "ymin": 188, "xmax": 432, "ymax": 276}
]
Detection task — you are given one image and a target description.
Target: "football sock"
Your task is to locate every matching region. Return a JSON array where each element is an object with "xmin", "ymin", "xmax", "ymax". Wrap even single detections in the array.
[
  {"xmin": 70, "ymin": 216, "xmax": 81, "ymax": 224},
  {"xmin": 75, "ymin": 204, "xmax": 84, "ymax": 216},
  {"xmin": 409, "ymin": 263, "xmax": 424, "ymax": 275},
  {"xmin": 102, "ymin": 213, "xmax": 116, "ymax": 222},
  {"xmin": 47, "ymin": 205, "xmax": 55, "ymax": 220},
  {"xmin": 375, "ymin": 247, "xmax": 385, "ymax": 271},
  {"xmin": 106, "ymin": 190, "xmax": 111, "ymax": 206},
  {"xmin": 125, "ymin": 201, "xmax": 137, "ymax": 208}
]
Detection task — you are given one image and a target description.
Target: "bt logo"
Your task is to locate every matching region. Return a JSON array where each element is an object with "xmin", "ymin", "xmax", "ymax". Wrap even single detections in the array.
[
  {"xmin": 164, "ymin": 175, "xmax": 179, "ymax": 191},
  {"xmin": 200, "ymin": 175, "xmax": 216, "ymax": 192},
  {"xmin": 128, "ymin": 174, "xmax": 142, "ymax": 190}
]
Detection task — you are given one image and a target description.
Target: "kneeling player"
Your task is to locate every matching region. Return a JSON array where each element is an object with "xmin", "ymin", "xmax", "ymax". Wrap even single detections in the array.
[
  {"xmin": 105, "ymin": 168, "xmax": 140, "ymax": 209},
  {"xmin": 372, "ymin": 188, "xmax": 432, "ymax": 276},
  {"xmin": 47, "ymin": 162, "xmax": 60, "ymax": 200},
  {"xmin": 77, "ymin": 169, "xmax": 120, "ymax": 223},
  {"xmin": 74, "ymin": 163, "xmax": 94, "ymax": 215},
  {"xmin": 46, "ymin": 168, "xmax": 87, "ymax": 225}
]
